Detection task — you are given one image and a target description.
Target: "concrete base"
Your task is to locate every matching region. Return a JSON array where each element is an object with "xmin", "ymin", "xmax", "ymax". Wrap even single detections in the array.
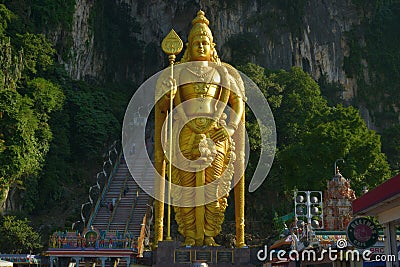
[{"xmin": 153, "ymin": 241, "xmax": 259, "ymax": 267}]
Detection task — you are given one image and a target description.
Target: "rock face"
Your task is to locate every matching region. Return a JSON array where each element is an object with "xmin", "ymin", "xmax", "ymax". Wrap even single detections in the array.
[
  {"xmin": 65, "ymin": 0, "xmax": 362, "ymax": 100},
  {"xmin": 65, "ymin": 0, "xmax": 99, "ymax": 80}
]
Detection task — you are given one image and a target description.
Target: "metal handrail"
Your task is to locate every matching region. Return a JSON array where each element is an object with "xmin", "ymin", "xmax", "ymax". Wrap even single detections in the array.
[
  {"xmin": 106, "ymin": 173, "xmax": 130, "ymax": 231},
  {"xmin": 123, "ymin": 159, "xmax": 150, "ymax": 236},
  {"xmin": 123, "ymin": 187, "xmax": 139, "ymax": 236},
  {"xmin": 87, "ymin": 151, "xmax": 123, "ymax": 227},
  {"xmin": 104, "ymin": 140, "xmax": 145, "ymax": 232}
]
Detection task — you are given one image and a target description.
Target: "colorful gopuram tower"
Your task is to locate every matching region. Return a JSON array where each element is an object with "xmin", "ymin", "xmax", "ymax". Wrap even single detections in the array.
[{"xmin": 323, "ymin": 168, "xmax": 356, "ymax": 230}]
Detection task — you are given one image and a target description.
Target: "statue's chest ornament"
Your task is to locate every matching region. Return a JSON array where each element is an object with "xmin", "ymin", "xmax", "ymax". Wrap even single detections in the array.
[
  {"xmin": 186, "ymin": 67, "xmax": 216, "ymax": 101},
  {"xmin": 193, "ymin": 83, "xmax": 211, "ymax": 101}
]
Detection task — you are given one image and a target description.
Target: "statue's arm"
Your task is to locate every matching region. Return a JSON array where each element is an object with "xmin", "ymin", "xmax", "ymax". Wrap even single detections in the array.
[
  {"xmin": 218, "ymin": 63, "xmax": 245, "ymax": 132},
  {"xmin": 227, "ymin": 90, "xmax": 244, "ymax": 131},
  {"xmin": 211, "ymin": 66, "xmax": 245, "ymax": 141}
]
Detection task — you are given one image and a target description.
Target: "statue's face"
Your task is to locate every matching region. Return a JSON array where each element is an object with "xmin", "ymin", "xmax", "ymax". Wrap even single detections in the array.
[{"xmin": 189, "ymin": 35, "xmax": 212, "ymax": 61}]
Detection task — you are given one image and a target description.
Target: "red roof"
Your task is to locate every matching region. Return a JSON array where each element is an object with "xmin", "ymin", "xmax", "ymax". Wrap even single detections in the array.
[{"xmin": 352, "ymin": 173, "xmax": 400, "ymax": 215}]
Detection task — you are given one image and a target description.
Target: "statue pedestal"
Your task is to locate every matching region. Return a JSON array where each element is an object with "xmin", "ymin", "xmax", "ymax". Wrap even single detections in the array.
[{"xmin": 153, "ymin": 241, "xmax": 259, "ymax": 267}]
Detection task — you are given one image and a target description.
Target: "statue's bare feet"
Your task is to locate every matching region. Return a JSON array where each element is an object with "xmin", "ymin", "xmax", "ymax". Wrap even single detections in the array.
[
  {"xmin": 204, "ymin": 237, "xmax": 220, "ymax": 246},
  {"xmin": 236, "ymin": 242, "xmax": 247, "ymax": 248},
  {"xmin": 183, "ymin": 237, "xmax": 195, "ymax": 246}
]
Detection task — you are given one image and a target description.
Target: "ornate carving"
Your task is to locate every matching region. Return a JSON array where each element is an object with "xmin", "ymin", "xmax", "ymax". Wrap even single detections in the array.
[{"xmin": 323, "ymin": 170, "xmax": 356, "ymax": 230}]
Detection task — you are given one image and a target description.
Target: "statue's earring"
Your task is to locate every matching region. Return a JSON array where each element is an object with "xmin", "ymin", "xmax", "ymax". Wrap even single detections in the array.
[
  {"xmin": 183, "ymin": 42, "xmax": 190, "ymax": 61},
  {"xmin": 211, "ymin": 43, "xmax": 218, "ymax": 60}
]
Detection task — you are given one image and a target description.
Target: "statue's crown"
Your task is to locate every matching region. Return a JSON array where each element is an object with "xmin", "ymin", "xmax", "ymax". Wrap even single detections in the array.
[
  {"xmin": 188, "ymin": 10, "xmax": 213, "ymax": 43},
  {"xmin": 192, "ymin": 10, "xmax": 209, "ymax": 26}
]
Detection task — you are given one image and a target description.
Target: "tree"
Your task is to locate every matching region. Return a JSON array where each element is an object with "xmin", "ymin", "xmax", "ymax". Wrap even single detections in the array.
[
  {"xmin": 239, "ymin": 64, "xmax": 391, "ymax": 197},
  {"xmin": 14, "ymin": 33, "xmax": 56, "ymax": 76},
  {"xmin": 0, "ymin": 5, "xmax": 64, "ymax": 210},
  {"xmin": 381, "ymin": 125, "xmax": 400, "ymax": 172},
  {"xmin": 66, "ymin": 83, "xmax": 120, "ymax": 159},
  {"xmin": 277, "ymin": 105, "xmax": 391, "ymax": 193},
  {"xmin": 0, "ymin": 215, "xmax": 42, "ymax": 253},
  {"xmin": 270, "ymin": 67, "xmax": 328, "ymax": 148}
]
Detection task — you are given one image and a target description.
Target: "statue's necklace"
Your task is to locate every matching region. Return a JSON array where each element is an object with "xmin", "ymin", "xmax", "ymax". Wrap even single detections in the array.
[{"xmin": 186, "ymin": 67, "xmax": 215, "ymax": 82}]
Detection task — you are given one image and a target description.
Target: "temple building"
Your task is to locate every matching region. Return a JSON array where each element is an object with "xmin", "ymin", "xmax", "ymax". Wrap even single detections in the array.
[
  {"xmin": 323, "ymin": 168, "xmax": 356, "ymax": 231},
  {"xmin": 352, "ymin": 173, "xmax": 400, "ymax": 267}
]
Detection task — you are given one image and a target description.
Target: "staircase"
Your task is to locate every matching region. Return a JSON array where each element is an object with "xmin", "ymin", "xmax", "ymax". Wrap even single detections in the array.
[
  {"xmin": 107, "ymin": 161, "xmax": 137, "ymax": 232},
  {"xmin": 89, "ymin": 147, "xmax": 152, "ymax": 240},
  {"xmin": 90, "ymin": 158, "xmax": 129, "ymax": 231},
  {"xmin": 124, "ymin": 153, "xmax": 154, "ymax": 238},
  {"xmin": 49, "ymin": 123, "xmax": 155, "ymax": 267}
]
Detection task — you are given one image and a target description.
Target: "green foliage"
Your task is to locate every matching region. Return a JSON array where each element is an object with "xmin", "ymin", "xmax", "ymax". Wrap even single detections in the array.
[
  {"xmin": 381, "ymin": 125, "xmax": 400, "ymax": 171},
  {"xmin": 0, "ymin": 215, "xmax": 42, "ymax": 253},
  {"xmin": 0, "ymin": 89, "xmax": 40, "ymax": 187},
  {"xmin": 30, "ymin": 0, "xmax": 75, "ymax": 31},
  {"xmin": 0, "ymin": 3, "xmax": 15, "ymax": 33},
  {"xmin": 278, "ymin": 105, "xmax": 391, "ymax": 192},
  {"xmin": 238, "ymin": 64, "xmax": 282, "ymax": 186},
  {"xmin": 240, "ymin": 64, "xmax": 392, "ymax": 231},
  {"xmin": 225, "ymin": 33, "xmax": 262, "ymax": 65},
  {"xmin": 271, "ymin": 67, "xmax": 328, "ymax": 147},
  {"xmin": 245, "ymin": 0, "xmax": 307, "ymax": 38},
  {"xmin": 344, "ymin": 1, "xmax": 400, "ymax": 171},
  {"xmin": 240, "ymin": 64, "xmax": 391, "ymax": 198},
  {"xmin": 2, "ymin": 0, "xmax": 75, "ymax": 60},
  {"xmin": 93, "ymin": 0, "xmax": 144, "ymax": 82},
  {"xmin": 14, "ymin": 33, "xmax": 56, "ymax": 75},
  {"xmin": 239, "ymin": 63, "xmax": 283, "ymax": 109},
  {"xmin": 0, "ymin": 79, "xmax": 63, "ymax": 204},
  {"xmin": 0, "ymin": 5, "xmax": 64, "ymax": 212},
  {"xmin": 0, "ymin": 35, "xmax": 23, "ymax": 90},
  {"xmin": 66, "ymin": 83, "xmax": 120, "ymax": 158},
  {"xmin": 272, "ymin": 212, "xmax": 286, "ymax": 234},
  {"xmin": 271, "ymin": 0, "xmax": 307, "ymax": 36},
  {"xmin": 25, "ymin": 77, "xmax": 123, "ymax": 214},
  {"xmin": 363, "ymin": 3, "xmax": 400, "ymax": 106},
  {"xmin": 318, "ymin": 75, "xmax": 346, "ymax": 106},
  {"xmin": 26, "ymin": 78, "xmax": 64, "ymax": 114}
]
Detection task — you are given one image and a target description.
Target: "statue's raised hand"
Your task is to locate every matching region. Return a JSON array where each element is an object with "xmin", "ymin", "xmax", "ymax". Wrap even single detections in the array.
[{"xmin": 162, "ymin": 77, "xmax": 177, "ymax": 99}]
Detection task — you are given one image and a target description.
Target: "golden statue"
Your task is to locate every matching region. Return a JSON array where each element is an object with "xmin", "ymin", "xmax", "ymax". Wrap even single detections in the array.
[{"xmin": 154, "ymin": 10, "xmax": 246, "ymax": 247}]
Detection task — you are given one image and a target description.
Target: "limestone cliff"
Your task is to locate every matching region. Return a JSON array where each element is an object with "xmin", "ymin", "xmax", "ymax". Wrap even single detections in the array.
[
  {"xmin": 65, "ymin": 0, "xmax": 362, "ymax": 100},
  {"xmin": 67, "ymin": 0, "xmax": 96, "ymax": 80}
]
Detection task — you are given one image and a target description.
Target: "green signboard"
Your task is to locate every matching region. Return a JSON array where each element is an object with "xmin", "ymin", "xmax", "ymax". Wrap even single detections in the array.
[{"xmin": 347, "ymin": 217, "xmax": 379, "ymax": 249}]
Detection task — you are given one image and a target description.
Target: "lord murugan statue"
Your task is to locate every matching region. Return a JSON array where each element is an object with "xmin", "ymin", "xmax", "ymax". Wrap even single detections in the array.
[{"xmin": 153, "ymin": 10, "xmax": 246, "ymax": 247}]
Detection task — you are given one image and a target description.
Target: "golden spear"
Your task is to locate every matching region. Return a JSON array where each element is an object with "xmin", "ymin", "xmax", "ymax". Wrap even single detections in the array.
[{"xmin": 160, "ymin": 29, "xmax": 183, "ymax": 241}]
